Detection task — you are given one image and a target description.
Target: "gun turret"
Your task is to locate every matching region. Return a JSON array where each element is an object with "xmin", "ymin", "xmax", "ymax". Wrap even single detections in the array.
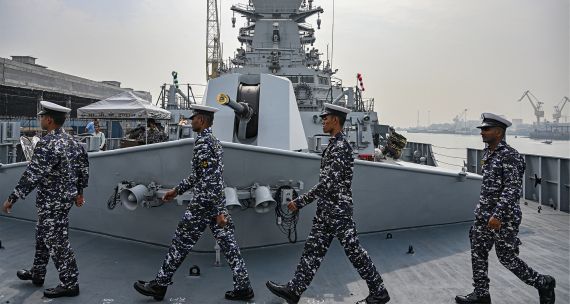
[{"xmin": 216, "ymin": 93, "xmax": 254, "ymax": 121}]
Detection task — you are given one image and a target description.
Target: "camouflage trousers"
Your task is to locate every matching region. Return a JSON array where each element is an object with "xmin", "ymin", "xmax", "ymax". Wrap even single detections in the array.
[
  {"xmin": 470, "ymin": 218, "xmax": 541, "ymax": 296},
  {"xmin": 30, "ymin": 206, "xmax": 79, "ymax": 288},
  {"xmin": 288, "ymin": 211, "xmax": 385, "ymax": 297},
  {"xmin": 155, "ymin": 203, "xmax": 251, "ymax": 290}
]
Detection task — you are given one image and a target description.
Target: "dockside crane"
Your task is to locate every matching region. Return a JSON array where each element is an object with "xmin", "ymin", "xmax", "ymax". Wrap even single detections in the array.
[
  {"xmin": 552, "ymin": 96, "xmax": 569, "ymax": 123},
  {"xmin": 206, "ymin": 0, "xmax": 223, "ymax": 80},
  {"xmin": 518, "ymin": 90, "xmax": 545, "ymax": 125}
]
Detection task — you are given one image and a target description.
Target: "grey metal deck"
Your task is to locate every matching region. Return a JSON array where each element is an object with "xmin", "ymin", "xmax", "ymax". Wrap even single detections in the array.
[{"xmin": 1, "ymin": 201, "xmax": 568, "ymax": 304}]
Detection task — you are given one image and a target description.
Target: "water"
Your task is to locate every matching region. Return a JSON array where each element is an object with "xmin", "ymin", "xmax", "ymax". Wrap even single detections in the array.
[{"xmin": 403, "ymin": 132, "xmax": 570, "ymax": 170}]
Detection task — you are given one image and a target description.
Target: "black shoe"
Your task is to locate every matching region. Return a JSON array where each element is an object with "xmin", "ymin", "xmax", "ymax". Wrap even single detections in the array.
[
  {"xmin": 357, "ymin": 289, "xmax": 391, "ymax": 304},
  {"xmin": 133, "ymin": 280, "xmax": 167, "ymax": 301},
  {"xmin": 225, "ymin": 287, "xmax": 255, "ymax": 301},
  {"xmin": 266, "ymin": 281, "xmax": 300, "ymax": 304},
  {"xmin": 538, "ymin": 275, "xmax": 556, "ymax": 304},
  {"xmin": 455, "ymin": 292, "xmax": 491, "ymax": 304},
  {"xmin": 16, "ymin": 269, "xmax": 44, "ymax": 287},
  {"xmin": 43, "ymin": 285, "xmax": 80, "ymax": 298}
]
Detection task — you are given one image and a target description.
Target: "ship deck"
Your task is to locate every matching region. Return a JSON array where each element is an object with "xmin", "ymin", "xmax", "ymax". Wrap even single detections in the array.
[{"xmin": 1, "ymin": 201, "xmax": 568, "ymax": 304}]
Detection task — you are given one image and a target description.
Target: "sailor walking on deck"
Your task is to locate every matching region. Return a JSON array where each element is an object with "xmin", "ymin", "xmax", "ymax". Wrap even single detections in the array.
[
  {"xmin": 2, "ymin": 101, "xmax": 89, "ymax": 298},
  {"xmin": 133, "ymin": 104, "xmax": 254, "ymax": 302},
  {"xmin": 455, "ymin": 113, "xmax": 556, "ymax": 304},
  {"xmin": 266, "ymin": 103, "xmax": 390, "ymax": 304}
]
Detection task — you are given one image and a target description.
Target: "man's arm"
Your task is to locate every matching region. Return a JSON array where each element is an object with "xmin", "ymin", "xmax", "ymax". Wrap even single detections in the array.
[
  {"xmin": 492, "ymin": 153, "xmax": 524, "ymax": 222},
  {"xmin": 9, "ymin": 141, "xmax": 53, "ymax": 204},
  {"xmin": 99, "ymin": 133, "xmax": 106, "ymax": 149},
  {"xmin": 175, "ymin": 139, "xmax": 209, "ymax": 194},
  {"xmin": 294, "ymin": 142, "xmax": 350, "ymax": 209},
  {"xmin": 75, "ymin": 144, "xmax": 90, "ymax": 195}
]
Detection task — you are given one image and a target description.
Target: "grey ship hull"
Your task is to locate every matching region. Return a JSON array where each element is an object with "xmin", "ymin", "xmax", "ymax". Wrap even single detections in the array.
[{"xmin": 0, "ymin": 139, "xmax": 481, "ymax": 251}]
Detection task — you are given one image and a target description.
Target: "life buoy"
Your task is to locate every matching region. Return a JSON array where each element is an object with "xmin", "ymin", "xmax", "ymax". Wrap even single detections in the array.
[{"xmin": 294, "ymin": 83, "xmax": 313, "ymax": 100}]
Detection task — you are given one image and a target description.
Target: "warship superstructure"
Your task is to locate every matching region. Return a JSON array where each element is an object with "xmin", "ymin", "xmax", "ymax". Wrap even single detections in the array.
[{"xmin": 206, "ymin": 0, "xmax": 383, "ymax": 155}]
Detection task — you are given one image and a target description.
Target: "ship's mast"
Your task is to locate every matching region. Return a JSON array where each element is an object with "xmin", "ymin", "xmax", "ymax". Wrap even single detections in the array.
[{"xmin": 206, "ymin": 0, "xmax": 223, "ymax": 80}]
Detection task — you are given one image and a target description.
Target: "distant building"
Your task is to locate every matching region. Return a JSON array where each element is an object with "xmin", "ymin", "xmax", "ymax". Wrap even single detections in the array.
[{"xmin": 0, "ymin": 56, "xmax": 151, "ymax": 118}]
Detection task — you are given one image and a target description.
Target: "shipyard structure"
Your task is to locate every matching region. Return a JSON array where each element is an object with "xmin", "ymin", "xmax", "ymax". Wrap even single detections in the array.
[
  {"xmin": 0, "ymin": 56, "xmax": 151, "ymax": 118},
  {"xmin": 0, "ymin": 55, "xmax": 151, "ymax": 163}
]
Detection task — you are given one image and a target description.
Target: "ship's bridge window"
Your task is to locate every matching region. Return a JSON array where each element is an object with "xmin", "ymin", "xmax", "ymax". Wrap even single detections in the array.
[
  {"xmin": 288, "ymin": 76, "xmax": 299, "ymax": 83},
  {"xmin": 318, "ymin": 76, "xmax": 329, "ymax": 85},
  {"xmin": 300, "ymin": 76, "xmax": 315, "ymax": 83}
]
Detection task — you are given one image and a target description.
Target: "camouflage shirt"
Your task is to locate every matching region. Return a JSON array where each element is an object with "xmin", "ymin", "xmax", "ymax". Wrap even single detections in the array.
[
  {"xmin": 175, "ymin": 128, "xmax": 225, "ymax": 214},
  {"xmin": 137, "ymin": 127, "xmax": 167, "ymax": 144},
  {"xmin": 295, "ymin": 132, "xmax": 354, "ymax": 217},
  {"xmin": 9, "ymin": 128, "xmax": 89, "ymax": 209},
  {"xmin": 476, "ymin": 140, "xmax": 525, "ymax": 222}
]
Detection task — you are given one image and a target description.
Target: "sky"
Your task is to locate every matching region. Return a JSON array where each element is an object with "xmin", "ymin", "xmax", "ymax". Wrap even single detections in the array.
[{"xmin": 0, "ymin": 0, "xmax": 568, "ymax": 127}]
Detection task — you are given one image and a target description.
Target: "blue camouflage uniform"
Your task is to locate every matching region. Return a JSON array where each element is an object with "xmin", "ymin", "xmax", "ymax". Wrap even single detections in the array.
[
  {"xmin": 154, "ymin": 127, "xmax": 251, "ymax": 291},
  {"xmin": 470, "ymin": 140, "xmax": 545, "ymax": 296},
  {"xmin": 8, "ymin": 127, "xmax": 89, "ymax": 289},
  {"xmin": 288, "ymin": 131, "xmax": 387, "ymax": 297}
]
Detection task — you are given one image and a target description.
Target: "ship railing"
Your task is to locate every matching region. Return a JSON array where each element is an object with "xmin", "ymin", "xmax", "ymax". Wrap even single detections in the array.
[
  {"xmin": 359, "ymin": 98, "xmax": 375, "ymax": 112},
  {"xmin": 402, "ymin": 142, "xmax": 438, "ymax": 166},
  {"xmin": 157, "ymin": 83, "xmax": 205, "ymax": 110},
  {"xmin": 251, "ymin": 42, "xmax": 300, "ymax": 50},
  {"xmin": 467, "ymin": 148, "xmax": 569, "ymax": 213}
]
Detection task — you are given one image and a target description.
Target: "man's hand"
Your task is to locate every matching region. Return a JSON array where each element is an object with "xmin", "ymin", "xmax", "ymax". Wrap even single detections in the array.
[
  {"xmin": 287, "ymin": 200, "xmax": 298, "ymax": 212},
  {"xmin": 162, "ymin": 189, "xmax": 178, "ymax": 202},
  {"xmin": 488, "ymin": 216, "xmax": 502, "ymax": 231},
  {"xmin": 216, "ymin": 214, "xmax": 228, "ymax": 228},
  {"xmin": 2, "ymin": 199, "xmax": 13, "ymax": 214},
  {"xmin": 75, "ymin": 194, "xmax": 85, "ymax": 207}
]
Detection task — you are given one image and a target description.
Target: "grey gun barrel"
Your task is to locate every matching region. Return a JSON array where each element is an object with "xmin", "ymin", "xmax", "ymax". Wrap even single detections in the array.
[{"xmin": 216, "ymin": 93, "xmax": 252, "ymax": 119}]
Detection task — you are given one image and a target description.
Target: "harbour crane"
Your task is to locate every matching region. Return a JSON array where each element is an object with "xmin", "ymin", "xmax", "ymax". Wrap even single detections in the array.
[
  {"xmin": 518, "ymin": 90, "xmax": 545, "ymax": 125},
  {"xmin": 452, "ymin": 109, "xmax": 468, "ymax": 132},
  {"xmin": 206, "ymin": 0, "xmax": 223, "ymax": 80},
  {"xmin": 552, "ymin": 96, "xmax": 569, "ymax": 123}
]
